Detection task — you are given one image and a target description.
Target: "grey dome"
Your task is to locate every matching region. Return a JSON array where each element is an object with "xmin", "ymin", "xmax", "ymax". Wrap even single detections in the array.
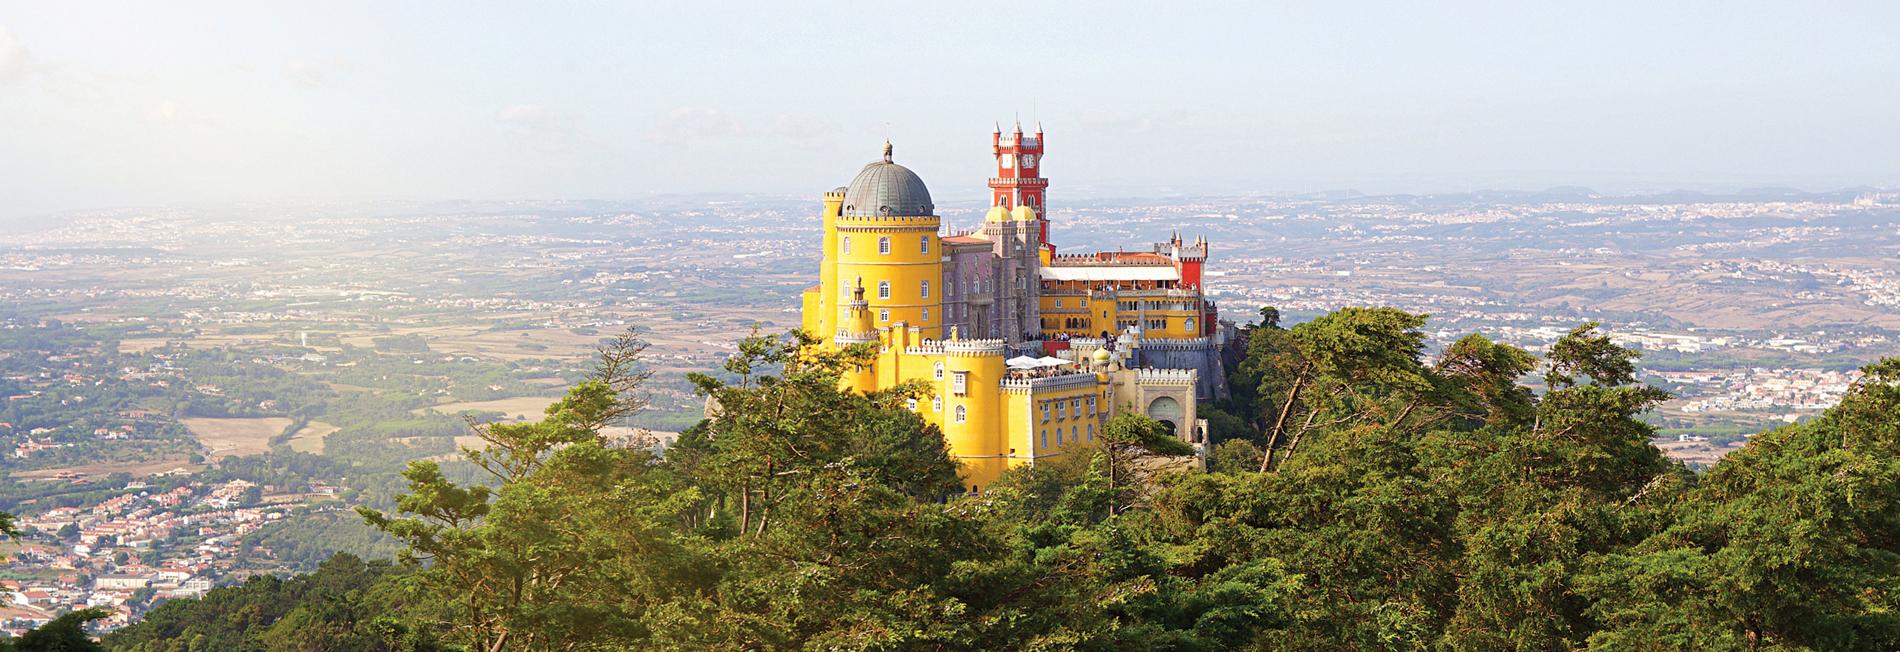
[{"xmin": 842, "ymin": 143, "xmax": 933, "ymax": 217}]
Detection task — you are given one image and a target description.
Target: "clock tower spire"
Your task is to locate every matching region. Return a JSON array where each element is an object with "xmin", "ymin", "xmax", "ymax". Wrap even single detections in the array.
[{"xmin": 989, "ymin": 121, "xmax": 1050, "ymax": 249}]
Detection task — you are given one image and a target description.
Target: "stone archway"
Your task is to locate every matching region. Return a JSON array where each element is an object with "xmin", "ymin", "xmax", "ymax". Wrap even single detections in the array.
[{"xmin": 1147, "ymin": 396, "xmax": 1183, "ymax": 439}]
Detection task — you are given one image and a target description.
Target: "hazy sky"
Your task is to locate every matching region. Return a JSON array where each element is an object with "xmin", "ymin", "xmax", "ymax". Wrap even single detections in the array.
[{"xmin": 3, "ymin": 2, "xmax": 1898, "ymax": 220}]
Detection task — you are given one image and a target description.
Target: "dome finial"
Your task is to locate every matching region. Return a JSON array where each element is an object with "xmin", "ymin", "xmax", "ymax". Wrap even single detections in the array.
[{"xmin": 881, "ymin": 140, "xmax": 893, "ymax": 163}]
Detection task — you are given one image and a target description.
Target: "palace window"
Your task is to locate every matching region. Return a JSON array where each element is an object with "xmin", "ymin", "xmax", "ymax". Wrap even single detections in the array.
[
  {"xmin": 922, "ymin": 307, "xmax": 929, "ymax": 322},
  {"xmin": 1041, "ymin": 430, "xmax": 1048, "ymax": 448},
  {"xmin": 878, "ymin": 237, "xmax": 891, "ymax": 255},
  {"xmin": 1070, "ymin": 426, "xmax": 1077, "ymax": 443},
  {"xmin": 878, "ymin": 281, "xmax": 891, "ymax": 299},
  {"xmin": 920, "ymin": 236, "xmax": 930, "ymax": 253},
  {"xmin": 841, "ymin": 237, "xmax": 850, "ymax": 254},
  {"xmin": 1185, "ymin": 318, "xmax": 1197, "ymax": 332},
  {"xmin": 1087, "ymin": 424, "xmax": 1095, "ymax": 441},
  {"xmin": 1054, "ymin": 298, "xmax": 1063, "ymax": 309},
  {"xmin": 952, "ymin": 371, "xmax": 968, "ymax": 396},
  {"xmin": 954, "ymin": 405, "xmax": 967, "ymax": 423},
  {"xmin": 906, "ymin": 398, "xmax": 918, "ymax": 411},
  {"xmin": 879, "ymin": 309, "xmax": 889, "ymax": 322},
  {"xmin": 932, "ymin": 396, "xmax": 943, "ymax": 412},
  {"xmin": 921, "ymin": 280, "xmax": 930, "ymax": 298},
  {"xmin": 1071, "ymin": 398, "xmax": 1081, "ymax": 414},
  {"xmin": 934, "ymin": 362, "xmax": 945, "ymax": 379},
  {"xmin": 1057, "ymin": 402, "xmax": 1066, "ymax": 420},
  {"xmin": 1041, "ymin": 403, "xmax": 1051, "ymax": 422},
  {"xmin": 1088, "ymin": 397, "xmax": 1097, "ymax": 415}
]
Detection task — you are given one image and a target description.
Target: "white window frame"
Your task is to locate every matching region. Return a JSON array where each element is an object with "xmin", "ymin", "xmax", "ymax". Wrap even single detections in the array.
[
  {"xmin": 841, "ymin": 236, "xmax": 850, "ymax": 254},
  {"xmin": 921, "ymin": 280, "xmax": 930, "ymax": 298},
  {"xmin": 878, "ymin": 309, "xmax": 889, "ymax": 322},
  {"xmin": 932, "ymin": 396, "xmax": 943, "ymax": 412},
  {"xmin": 954, "ymin": 405, "xmax": 966, "ymax": 423},
  {"xmin": 952, "ymin": 371, "xmax": 968, "ymax": 396},
  {"xmin": 920, "ymin": 236, "xmax": 930, "ymax": 253},
  {"xmin": 878, "ymin": 281, "xmax": 891, "ymax": 300},
  {"xmin": 934, "ymin": 362, "xmax": 945, "ymax": 379},
  {"xmin": 878, "ymin": 237, "xmax": 891, "ymax": 255}
]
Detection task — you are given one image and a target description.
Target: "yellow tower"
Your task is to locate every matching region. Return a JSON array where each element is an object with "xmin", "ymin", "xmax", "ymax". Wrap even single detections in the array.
[
  {"xmin": 829, "ymin": 142, "xmax": 944, "ymax": 340},
  {"xmin": 940, "ymin": 337, "xmax": 1008, "ymax": 488}
]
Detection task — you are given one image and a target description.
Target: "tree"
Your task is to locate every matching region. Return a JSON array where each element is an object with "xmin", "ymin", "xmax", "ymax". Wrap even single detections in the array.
[
  {"xmin": 1097, "ymin": 413, "xmax": 1195, "ymax": 514},
  {"xmin": 1582, "ymin": 359, "xmax": 1900, "ymax": 650},
  {"xmin": 1249, "ymin": 307, "xmax": 1436, "ymax": 472},
  {"xmin": 360, "ymin": 328, "xmax": 687, "ymax": 651},
  {"xmin": 10, "ymin": 608, "xmax": 108, "ymax": 652}
]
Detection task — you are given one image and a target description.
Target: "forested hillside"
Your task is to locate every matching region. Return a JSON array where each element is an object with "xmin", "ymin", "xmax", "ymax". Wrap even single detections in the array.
[{"xmin": 41, "ymin": 309, "xmax": 1900, "ymax": 651}]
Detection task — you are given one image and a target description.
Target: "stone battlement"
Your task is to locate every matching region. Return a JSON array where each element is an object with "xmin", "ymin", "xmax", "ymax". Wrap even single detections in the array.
[
  {"xmin": 1141, "ymin": 337, "xmax": 1215, "ymax": 351},
  {"xmin": 1136, "ymin": 368, "xmax": 1197, "ymax": 386},
  {"xmin": 944, "ymin": 339, "xmax": 1008, "ymax": 357},
  {"xmin": 1001, "ymin": 371, "xmax": 1100, "ymax": 393},
  {"xmin": 835, "ymin": 214, "xmax": 939, "ymax": 226},
  {"xmin": 905, "ymin": 341, "xmax": 947, "ymax": 356}
]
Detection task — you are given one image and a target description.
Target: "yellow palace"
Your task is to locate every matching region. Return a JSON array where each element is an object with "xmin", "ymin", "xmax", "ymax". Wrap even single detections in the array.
[{"xmin": 801, "ymin": 128, "xmax": 1223, "ymax": 490}]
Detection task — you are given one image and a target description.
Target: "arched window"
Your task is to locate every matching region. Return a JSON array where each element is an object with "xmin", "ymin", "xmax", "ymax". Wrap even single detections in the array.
[
  {"xmin": 921, "ymin": 280, "xmax": 930, "ymax": 298},
  {"xmin": 1087, "ymin": 423, "xmax": 1094, "ymax": 441},
  {"xmin": 877, "ymin": 281, "xmax": 891, "ymax": 299},
  {"xmin": 934, "ymin": 362, "xmax": 944, "ymax": 379},
  {"xmin": 954, "ymin": 405, "xmax": 966, "ymax": 423},
  {"xmin": 878, "ymin": 237, "xmax": 891, "ymax": 255},
  {"xmin": 878, "ymin": 309, "xmax": 889, "ymax": 322},
  {"xmin": 920, "ymin": 236, "xmax": 930, "ymax": 253},
  {"xmin": 1185, "ymin": 317, "xmax": 1197, "ymax": 332},
  {"xmin": 932, "ymin": 396, "xmax": 943, "ymax": 412}
]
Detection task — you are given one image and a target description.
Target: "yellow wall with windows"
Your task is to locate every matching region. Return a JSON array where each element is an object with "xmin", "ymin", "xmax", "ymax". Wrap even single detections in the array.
[
  {"xmin": 1038, "ymin": 293, "xmax": 1101, "ymax": 338},
  {"xmin": 833, "ymin": 217, "xmax": 942, "ymax": 340},
  {"xmin": 1020, "ymin": 382, "xmax": 1105, "ymax": 460}
]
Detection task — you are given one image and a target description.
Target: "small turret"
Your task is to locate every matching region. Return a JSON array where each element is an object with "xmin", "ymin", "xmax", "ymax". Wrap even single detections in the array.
[{"xmin": 836, "ymin": 278, "xmax": 879, "ymax": 346}]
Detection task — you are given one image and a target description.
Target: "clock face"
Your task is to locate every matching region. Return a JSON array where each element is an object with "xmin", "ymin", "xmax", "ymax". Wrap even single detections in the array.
[
  {"xmin": 999, "ymin": 154, "xmax": 1013, "ymax": 169},
  {"xmin": 1020, "ymin": 154, "xmax": 1036, "ymax": 168}
]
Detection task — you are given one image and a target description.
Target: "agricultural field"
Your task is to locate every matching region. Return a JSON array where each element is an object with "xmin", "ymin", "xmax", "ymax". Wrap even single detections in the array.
[
  {"xmin": 181, "ymin": 417, "xmax": 294, "ymax": 458},
  {"xmin": 420, "ymin": 396, "xmax": 563, "ymax": 421},
  {"xmin": 12, "ymin": 458, "xmax": 202, "ymax": 481},
  {"xmin": 285, "ymin": 422, "xmax": 339, "ymax": 454}
]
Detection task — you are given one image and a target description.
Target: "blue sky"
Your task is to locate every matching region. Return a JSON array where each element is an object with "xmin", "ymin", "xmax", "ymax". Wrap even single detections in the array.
[{"xmin": 2, "ymin": 1, "xmax": 1898, "ymax": 220}]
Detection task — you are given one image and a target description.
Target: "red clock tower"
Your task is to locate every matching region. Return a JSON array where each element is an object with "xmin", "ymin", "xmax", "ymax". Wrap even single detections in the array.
[{"xmin": 990, "ymin": 121, "xmax": 1051, "ymax": 249}]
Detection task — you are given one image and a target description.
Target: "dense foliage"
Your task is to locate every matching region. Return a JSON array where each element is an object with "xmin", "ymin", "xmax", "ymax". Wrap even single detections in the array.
[{"xmin": 90, "ymin": 313, "xmax": 1900, "ymax": 650}]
